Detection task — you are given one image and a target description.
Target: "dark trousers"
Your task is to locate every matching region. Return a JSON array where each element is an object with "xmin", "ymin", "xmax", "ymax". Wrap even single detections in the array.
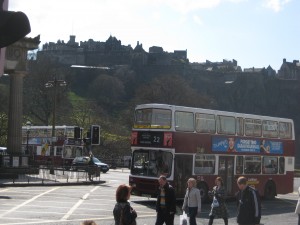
[
  {"xmin": 298, "ymin": 214, "xmax": 300, "ymax": 225},
  {"xmin": 188, "ymin": 207, "xmax": 198, "ymax": 225},
  {"xmin": 155, "ymin": 208, "xmax": 174, "ymax": 225},
  {"xmin": 209, "ymin": 215, "xmax": 228, "ymax": 225}
]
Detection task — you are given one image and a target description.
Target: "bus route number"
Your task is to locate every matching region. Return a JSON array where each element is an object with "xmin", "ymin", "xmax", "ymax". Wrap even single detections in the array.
[
  {"xmin": 153, "ymin": 136, "xmax": 160, "ymax": 143},
  {"xmin": 138, "ymin": 132, "xmax": 163, "ymax": 146}
]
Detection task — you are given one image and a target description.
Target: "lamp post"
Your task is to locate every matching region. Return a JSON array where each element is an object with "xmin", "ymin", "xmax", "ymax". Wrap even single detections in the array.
[
  {"xmin": 45, "ymin": 77, "xmax": 66, "ymax": 158},
  {"xmin": 26, "ymin": 121, "xmax": 31, "ymax": 155}
]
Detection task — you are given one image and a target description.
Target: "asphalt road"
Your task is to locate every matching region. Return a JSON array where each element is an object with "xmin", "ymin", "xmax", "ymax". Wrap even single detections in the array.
[{"xmin": 0, "ymin": 171, "xmax": 299, "ymax": 225}]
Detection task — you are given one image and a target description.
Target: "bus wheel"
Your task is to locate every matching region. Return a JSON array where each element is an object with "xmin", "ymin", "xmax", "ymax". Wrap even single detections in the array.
[
  {"xmin": 264, "ymin": 181, "xmax": 276, "ymax": 200},
  {"xmin": 197, "ymin": 182, "xmax": 208, "ymax": 202}
]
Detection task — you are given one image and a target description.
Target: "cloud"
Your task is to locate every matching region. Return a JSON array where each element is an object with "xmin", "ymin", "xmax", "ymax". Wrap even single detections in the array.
[
  {"xmin": 262, "ymin": 0, "xmax": 291, "ymax": 12},
  {"xmin": 193, "ymin": 15, "xmax": 204, "ymax": 25},
  {"xmin": 159, "ymin": 0, "xmax": 222, "ymax": 14}
]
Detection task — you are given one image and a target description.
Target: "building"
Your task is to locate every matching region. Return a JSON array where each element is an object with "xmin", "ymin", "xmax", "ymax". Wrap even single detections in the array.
[
  {"xmin": 277, "ymin": 58, "xmax": 300, "ymax": 80},
  {"xmin": 190, "ymin": 59, "xmax": 242, "ymax": 72},
  {"xmin": 37, "ymin": 35, "xmax": 188, "ymax": 67}
]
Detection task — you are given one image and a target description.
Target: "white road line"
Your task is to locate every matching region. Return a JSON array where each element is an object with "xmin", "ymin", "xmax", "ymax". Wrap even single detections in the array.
[
  {"xmin": 60, "ymin": 186, "xmax": 99, "ymax": 220},
  {"xmin": 0, "ymin": 187, "xmax": 60, "ymax": 218},
  {"xmin": 0, "ymin": 188, "xmax": 9, "ymax": 192}
]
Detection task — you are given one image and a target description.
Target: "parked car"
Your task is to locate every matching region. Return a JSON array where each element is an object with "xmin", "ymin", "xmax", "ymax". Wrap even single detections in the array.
[{"xmin": 71, "ymin": 156, "xmax": 110, "ymax": 173}]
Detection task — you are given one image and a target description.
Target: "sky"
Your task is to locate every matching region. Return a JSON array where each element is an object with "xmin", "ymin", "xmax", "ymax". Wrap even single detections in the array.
[{"xmin": 8, "ymin": 0, "xmax": 300, "ymax": 71}]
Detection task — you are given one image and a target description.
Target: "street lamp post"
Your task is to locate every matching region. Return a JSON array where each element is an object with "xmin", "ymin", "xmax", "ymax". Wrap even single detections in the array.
[
  {"xmin": 45, "ymin": 77, "xmax": 66, "ymax": 160},
  {"xmin": 26, "ymin": 121, "xmax": 31, "ymax": 155}
]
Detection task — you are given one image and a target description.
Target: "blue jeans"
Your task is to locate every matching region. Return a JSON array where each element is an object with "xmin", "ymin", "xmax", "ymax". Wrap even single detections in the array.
[{"xmin": 188, "ymin": 207, "xmax": 198, "ymax": 225}]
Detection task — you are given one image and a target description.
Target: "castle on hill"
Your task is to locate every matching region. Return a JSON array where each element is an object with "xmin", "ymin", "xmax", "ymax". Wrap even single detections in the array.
[{"xmin": 38, "ymin": 35, "xmax": 300, "ymax": 80}]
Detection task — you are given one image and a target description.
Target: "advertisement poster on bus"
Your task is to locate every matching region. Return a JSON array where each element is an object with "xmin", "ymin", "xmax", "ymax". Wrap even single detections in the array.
[{"xmin": 212, "ymin": 137, "xmax": 283, "ymax": 154}]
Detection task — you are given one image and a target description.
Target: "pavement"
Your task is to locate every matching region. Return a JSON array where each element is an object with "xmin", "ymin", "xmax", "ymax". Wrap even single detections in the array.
[{"xmin": 0, "ymin": 167, "xmax": 130, "ymax": 187}]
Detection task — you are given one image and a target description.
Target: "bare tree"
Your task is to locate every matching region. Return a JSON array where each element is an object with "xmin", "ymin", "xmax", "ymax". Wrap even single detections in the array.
[
  {"xmin": 24, "ymin": 57, "xmax": 70, "ymax": 125},
  {"xmin": 134, "ymin": 74, "xmax": 211, "ymax": 108}
]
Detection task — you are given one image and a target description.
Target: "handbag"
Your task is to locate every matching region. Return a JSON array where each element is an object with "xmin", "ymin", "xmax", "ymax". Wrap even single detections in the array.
[
  {"xmin": 179, "ymin": 212, "xmax": 189, "ymax": 225},
  {"xmin": 211, "ymin": 196, "xmax": 219, "ymax": 208}
]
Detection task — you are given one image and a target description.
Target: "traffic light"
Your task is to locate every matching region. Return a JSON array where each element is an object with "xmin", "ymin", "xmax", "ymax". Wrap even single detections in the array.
[
  {"xmin": 91, "ymin": 125, "xmax": 100, "ymax": 145},
  {"xmin": 74, "ymin": 126, "xmax": 81, "ymax": 139}
]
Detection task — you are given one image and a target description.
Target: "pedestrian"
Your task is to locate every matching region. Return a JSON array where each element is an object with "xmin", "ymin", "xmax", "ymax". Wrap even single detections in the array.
[
  {"xmin": 208, "ymin": 177, "xmax": 229, "ymax": 225},
  {"xmin": 182, "ymin": 178, "xmax": 201, "ymax": 225},
  {"xmin": 236, "ymin": 176, "xmax": 261, "ymax": 225},
  {"xmin": 88, "ymin": 154, "xmax": 95, "ymax": 181},
  {"xmin": 155, "ymin": 175, "xmax": 176, "ymax": 225},
  {"xmin": 295, "ymin": 186, "xmax": 300, "ymax": 225},
  {"xmin": 113, "ymin": 184, "xmax": 137, "ymax": 225},
  {"xmin": 81, "ymin": 220, "xmax": 97, "ymax": 225}
]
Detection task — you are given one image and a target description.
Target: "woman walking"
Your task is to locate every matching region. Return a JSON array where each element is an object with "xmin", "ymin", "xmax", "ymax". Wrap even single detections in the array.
[
  {"xmin": 208, "ymin": 177, "xmax": 229, "ymax": 225},
  {"xmin": 113, "ymin": 184, "xmax": 137, "ymax": 225},
  {"xmin": 182, "ymin": 178, "xmax": 201, "ymax": 225}
]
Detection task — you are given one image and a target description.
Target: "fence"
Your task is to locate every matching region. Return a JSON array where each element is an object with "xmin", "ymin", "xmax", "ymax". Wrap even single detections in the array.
[{"xmin": 0, "ymin": 165, "xmax": 102, "ymax": 185}]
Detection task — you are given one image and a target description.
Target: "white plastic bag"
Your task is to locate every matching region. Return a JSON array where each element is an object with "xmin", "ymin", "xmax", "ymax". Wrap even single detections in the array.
[
  {"xmin": 180, "ymin": 212, "xmax": 189, "ymax": 225},
  {"xmin": 211, "ymin": 196, "xmax": 219, "ymax": 208}
]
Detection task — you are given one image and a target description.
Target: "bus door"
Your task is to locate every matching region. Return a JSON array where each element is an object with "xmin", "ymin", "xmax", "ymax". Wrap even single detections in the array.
[
  {"xmin": 174, "ymin": 154, "xmax": 193, "ymax": 198},
  {"xmin": 218, "ymin": 156, "xmax": 234, "ymax": 196}
]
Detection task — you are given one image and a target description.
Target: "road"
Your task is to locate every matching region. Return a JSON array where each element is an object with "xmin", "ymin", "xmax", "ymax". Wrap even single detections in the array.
[{"xmin": 0, "ymin": 171, "xmax": 299, "ymax": 225}]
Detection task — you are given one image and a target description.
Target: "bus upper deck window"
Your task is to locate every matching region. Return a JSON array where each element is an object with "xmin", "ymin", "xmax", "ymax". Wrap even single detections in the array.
[
  {"xmin": 195, "ymin": 113, "xmax": 215, "ymax": 133},
  {"xmin": 262, "ymin": 120, "xmax": 278, "ymax": 138},
  {"xmin": 279, "ymin": 122, "xmax": 292, "ymax": 139},
  {"xmin": 175, "ymin": 111, "xmax": 194, "ymax": 132}
]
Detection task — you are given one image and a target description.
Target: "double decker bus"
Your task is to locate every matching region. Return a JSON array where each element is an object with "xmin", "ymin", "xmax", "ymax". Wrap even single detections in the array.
[
  {"xmin": 21, "ymin": 125, "xmax": 85, "ymax": 168},
  {"xmin": 129, "ymin": 104, "xmax": 295, "ymax": 200}
]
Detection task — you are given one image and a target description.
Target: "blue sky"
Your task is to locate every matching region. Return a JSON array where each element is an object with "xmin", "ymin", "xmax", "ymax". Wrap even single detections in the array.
[{"xmin": 8, "ymin": 0, "xmax": 300, "ymax": 71}]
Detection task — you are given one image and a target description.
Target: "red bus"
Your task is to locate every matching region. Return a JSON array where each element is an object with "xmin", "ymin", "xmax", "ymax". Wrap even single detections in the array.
[
  {"xmin": 21, "ymin": 125, "xmax": 85, "ymax": 168},
  {"xmin": 129, "ymin": 104, "xmax": 295, "ymax": 200}
]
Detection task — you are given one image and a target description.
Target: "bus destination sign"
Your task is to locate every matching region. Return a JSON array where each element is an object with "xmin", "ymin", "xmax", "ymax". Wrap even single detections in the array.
[{"xmin": 138, "ymin": 131, "xmax": 164, "ymax": 147}]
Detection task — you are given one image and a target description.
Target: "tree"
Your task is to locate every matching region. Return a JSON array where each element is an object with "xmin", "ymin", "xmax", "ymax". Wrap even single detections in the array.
[
  {"xmin": 24, "ymin": 57, "xmax": 70, "ymax": 125},
  {"xmin": 134, "ymin": 74, "xmax": 211, "ymax": 108},
  {"xmin": 88, "ymin": 74, "xmax": 125, "ymax": 110},
  {"xmin": 0, "ymin": 83, "xmax": 9, "ymax": 146}
]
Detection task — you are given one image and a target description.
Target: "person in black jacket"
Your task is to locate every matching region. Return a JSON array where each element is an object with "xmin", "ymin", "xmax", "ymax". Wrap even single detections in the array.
[
  {"xmin": 155, "ymin": 175, "xmax": 176, "ymax": 225},
  {"xmin": 236, "ymin": 176, "xmax": 261, "ymax": 225},
  {"xmin": 113, "ymin": 184, "xmax": 137, "ymax": 225}
]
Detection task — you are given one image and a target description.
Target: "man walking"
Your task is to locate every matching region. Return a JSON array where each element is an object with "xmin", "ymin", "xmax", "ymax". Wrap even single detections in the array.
[
  {"xmin": 236, "ymin": 176, "xmax": 261, "ymax": 225},
  {"xmin": 155, "ymin": 175, "xmax": 176, "ymax": 225}
]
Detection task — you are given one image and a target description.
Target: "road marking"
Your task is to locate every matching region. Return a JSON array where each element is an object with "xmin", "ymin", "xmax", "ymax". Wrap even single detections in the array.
[
  {"xmin": 276, "ymin": 196, "xmax": 297, "ymax": 205},
  {"xmin": 61, "ymin": 186, "xmax": 100, "ymax": 220},
  {"xmin": 0, "ymin": 187, "xmax": 60, "ymax": 218},
  {"xmin": 0, "ymin": 188, "xmax": 9, "ymax": 192}
]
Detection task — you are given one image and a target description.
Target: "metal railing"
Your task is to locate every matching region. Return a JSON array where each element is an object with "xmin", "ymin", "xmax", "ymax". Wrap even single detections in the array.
[{"xmin": 0, "ymin": 165, "xmax": 101, "ymax": 185}]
